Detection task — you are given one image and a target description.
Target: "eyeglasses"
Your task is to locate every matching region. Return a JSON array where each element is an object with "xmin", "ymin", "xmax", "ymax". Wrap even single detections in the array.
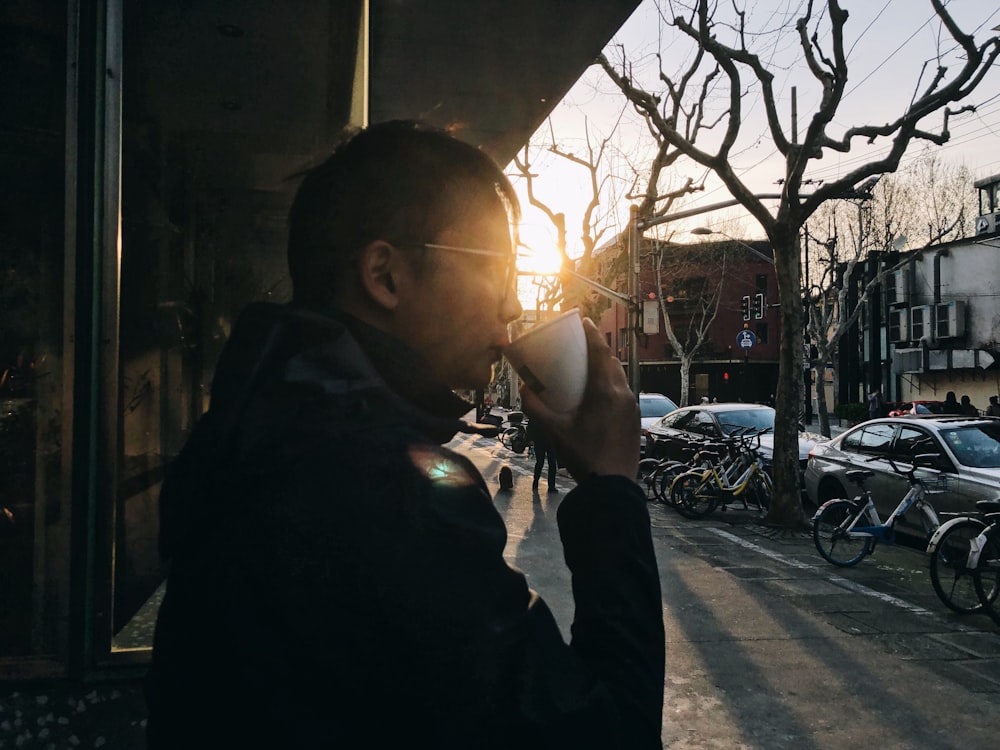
[{"xmin": 405, "ymin": 242, "xmax": 518, "ymax": 300}]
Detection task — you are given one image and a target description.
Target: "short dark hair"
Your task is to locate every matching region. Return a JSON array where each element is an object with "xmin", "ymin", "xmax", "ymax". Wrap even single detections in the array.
[{"xmin": 286, "ymin": 120, "xmax": 520, "ymax": 308}]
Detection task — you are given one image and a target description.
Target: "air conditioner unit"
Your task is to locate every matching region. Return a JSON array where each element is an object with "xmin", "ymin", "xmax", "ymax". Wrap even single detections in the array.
[
  {"xmin": 935, "ymin": 300, "xmax": 966, "ymax": 339},
  {"xmin": 888, "ymin": 308, "xmax": 909, "ymax": 343},
  {"xmin": 975, "ymin": 212, "xmax": 1000, "ymax": 236},
  {"xmin": 910, "ymin": 305, "xmax": 931, "ymax": 341},
  {"xmin": 886, "ymin": 268, "xmax": 909, "ymax": 306}
]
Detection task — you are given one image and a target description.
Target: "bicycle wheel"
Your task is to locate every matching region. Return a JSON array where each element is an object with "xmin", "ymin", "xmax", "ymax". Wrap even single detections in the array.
[
  {"xmin": 499, "ymin": 427, "xmax": 519, "ymax": 450},
  {"xmin": 637, "ymin": 458, "xmax": 662, "ymax": 500},
  {"xmin": 510, "ymin": 431, "xmax": 527, "ymax": 454},
  {"xmin": 812, "ymin": 500, "xmax": 872, "ymax": 567},
  {"xmin": 656, "ymin": 463, "xmax": 687, "ymax": 506},
  {"xmin": 747, "ymin": 471, "xmax": 772, "ymax": 511},
  {"xmin": 973, "ymin": 529, "xmax": 1000, "ymax": 626},
  {"xmin": 671, "ymin": 471, "xmax": 717, "ymax": 519},
  {"xmin": 929, "ymin": 519, "xmax": 987, "ymax": 614}
]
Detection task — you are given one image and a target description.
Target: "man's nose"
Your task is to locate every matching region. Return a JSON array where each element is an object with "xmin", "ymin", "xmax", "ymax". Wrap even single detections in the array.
[{"xmin": 502, "ymin": 291, "xmax": 522, "ymax": 324}]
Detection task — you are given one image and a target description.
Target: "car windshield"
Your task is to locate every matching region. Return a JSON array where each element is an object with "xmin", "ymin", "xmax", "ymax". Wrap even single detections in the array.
[
  {"xmin": 716, "ymin": 408, "xmax": 775, "ymax": 435},
  {"xmin": 640, "ymin": 396, "xmax": 677, "ymax": 418},
  {"xmin": 939, "ymin": 424, "xmax": 1000, "ymax": 468}
]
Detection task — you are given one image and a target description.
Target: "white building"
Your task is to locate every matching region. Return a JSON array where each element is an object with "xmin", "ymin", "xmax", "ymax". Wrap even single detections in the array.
[{"xmin": 888, "ymin": 174, "xmax": 1000, "ymax": 411}]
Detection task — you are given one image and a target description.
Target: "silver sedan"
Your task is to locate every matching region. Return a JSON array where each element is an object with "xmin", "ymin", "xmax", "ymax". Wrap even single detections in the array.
[{"xmin": 804, "ymin": 416, "xmax": 1000, "ymax": 533}]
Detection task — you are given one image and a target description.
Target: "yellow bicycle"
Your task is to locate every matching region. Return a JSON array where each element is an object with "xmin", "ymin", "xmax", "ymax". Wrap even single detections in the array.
[{"xmin": 669, "ymin": 428, "xmax": 773, "ymax": 519}]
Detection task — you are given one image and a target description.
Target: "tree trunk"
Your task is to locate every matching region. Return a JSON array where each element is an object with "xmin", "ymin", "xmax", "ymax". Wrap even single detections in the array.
[
  {"xmin": 678, "ymin": 354, "xmax": 692, "ymax": 406},
  {"xmin": 764, "ymin": 227, "xmax": 807, "ymax": 529}
]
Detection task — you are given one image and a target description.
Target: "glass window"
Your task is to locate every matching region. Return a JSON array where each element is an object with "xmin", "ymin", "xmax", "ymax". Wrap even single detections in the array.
[
  {"xmin": 0, "ymin": 1, "xmax": 68, "ymax": 660},
  {"xmin": 660, "ymin": 409, "xmax": 695, "ymax": 430},
  {"xmin": 940, "ymin": 425, "xmax": 1000, "ymax": 469},
  {"xmin": 855, "ymin": 423, "xmax": 895, "ymax": 456},
  {"xmin": 110, "ymin": 4, "xmax": 298, "ymax": 652},
  {"xmin": 841, "ymin": 428, "xmax": 862, "ymax": 451},
  {"xmin": 639, "ymin": 395, "xmax": 677, "ymax": 418},
  {"xmin": 716, "ymin": 408, "xmax": 775, "ymax": 434},
  {"xmin": 689, "ymin": 411, "xmax": 718, "ymax": 437},
  {"xmin": 892, "ymin": 426, "xmax": 939, "ymax": 462}
]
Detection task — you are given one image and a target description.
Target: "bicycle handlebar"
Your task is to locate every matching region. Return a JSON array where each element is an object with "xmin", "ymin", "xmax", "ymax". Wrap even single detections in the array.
[{"xmin": 871, "ymin": 453, "xmax": 943, "ymax": 484}]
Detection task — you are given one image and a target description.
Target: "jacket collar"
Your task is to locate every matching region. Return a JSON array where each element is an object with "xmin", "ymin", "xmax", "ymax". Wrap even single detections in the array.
[{"xmin": 326, "ymin": 308, "xmax": 473, "ymax": 423}]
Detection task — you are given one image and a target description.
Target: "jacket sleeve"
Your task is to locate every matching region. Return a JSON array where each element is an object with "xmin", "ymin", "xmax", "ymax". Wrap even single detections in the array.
[
  {"xmin": 557, "ymin": 475, "xmax": 666, "ymax": 747},
  {"xmin": 256, "ymin": 440, "xmax": 664, "ymax": 748}
]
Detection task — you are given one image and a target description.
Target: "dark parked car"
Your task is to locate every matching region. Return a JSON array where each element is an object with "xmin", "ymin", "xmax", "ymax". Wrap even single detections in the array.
[
  {"xmin": 639, "ymin": 392, "xmax": 679, "ymax": 457},
  {"xmin": 804, "ymin": 416, "xmax": 1000, "ymax": 533},
  {"xmin": 645, "ymin": 402, "xmax": 820, "ymax": 478}
]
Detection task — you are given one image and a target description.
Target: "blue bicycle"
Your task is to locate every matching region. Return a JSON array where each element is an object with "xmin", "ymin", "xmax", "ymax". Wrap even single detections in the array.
[{"xmin": 812, "ymin": 454, "xmax": 945, "ymax": 567}]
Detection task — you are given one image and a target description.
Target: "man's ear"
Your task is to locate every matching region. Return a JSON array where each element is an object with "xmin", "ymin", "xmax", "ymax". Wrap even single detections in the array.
[{"xmin": 358, "ymin": 240, "xmax": 401, "ymax": 311}]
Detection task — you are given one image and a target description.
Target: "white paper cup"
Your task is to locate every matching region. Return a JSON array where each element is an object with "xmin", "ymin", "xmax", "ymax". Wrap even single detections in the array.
[{"xmin": 504, "ymin": 309, "xmax": 588, "ymax": 413}]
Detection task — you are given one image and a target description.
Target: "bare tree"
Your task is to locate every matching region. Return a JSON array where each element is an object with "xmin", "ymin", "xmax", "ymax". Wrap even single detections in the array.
[
  {"xmin": 652, "ymin": 239, "xmax": 729, "ymax": 405},
  {"xmin": 511, "ymin": 118, "xmax": 618, "ymax": 315},
  {"xmin": 512, "ymin": 110, "xmax": 712, "ymax": 366},
  {"xmin": 600, "ymin": 0, "xmax": 1000, "ymax": 528}
]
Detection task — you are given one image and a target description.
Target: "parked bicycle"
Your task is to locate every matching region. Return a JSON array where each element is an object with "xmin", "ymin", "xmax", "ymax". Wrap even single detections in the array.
[
  {"xmin": 496, "ymin": 411, "xmax": 529, "ymax": 454},
  {"xmin": 811, "ymin": 454, "xmax": 944, "ymax": 567},
  {"xmin": 926, "ymin": 498, "xmax": 1000, "ymax": 615},
  {"xmin": 636, "ymin": 443, "xmax": 704, "ymax": 504},
  {"xmin": 970, "ymin": 519, "xmax": 1000, "ymax": 626},
  {"xmin": 669, "ymin": 428, "xmax": 773, "ymax": 519}
]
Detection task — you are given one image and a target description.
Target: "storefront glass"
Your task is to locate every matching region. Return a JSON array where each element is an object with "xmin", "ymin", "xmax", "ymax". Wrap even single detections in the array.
[{"xmin": 0, "ymin": 2, "xmax": 69, "ymax": 662}]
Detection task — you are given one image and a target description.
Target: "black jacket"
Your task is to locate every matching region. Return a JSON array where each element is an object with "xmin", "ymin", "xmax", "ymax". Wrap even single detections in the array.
[{"xmin": 146, "ymin": 302, "xmax": 664, "ymax": 749}]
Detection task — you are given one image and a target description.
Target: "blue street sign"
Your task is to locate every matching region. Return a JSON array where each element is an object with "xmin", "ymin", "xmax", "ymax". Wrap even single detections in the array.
[{"xmin": 736, "ymin": 329, "xmax": 757, "ymax": 349}]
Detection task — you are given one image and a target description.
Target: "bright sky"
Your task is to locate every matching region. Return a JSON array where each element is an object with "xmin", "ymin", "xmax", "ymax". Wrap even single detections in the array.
[{"xmin": 508, "ymin": 0, "xmax": 1000, "ymax": 305}]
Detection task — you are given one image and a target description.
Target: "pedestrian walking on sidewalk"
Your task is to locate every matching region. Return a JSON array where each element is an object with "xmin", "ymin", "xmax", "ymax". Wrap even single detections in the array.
[
  {"xmin": 868, "ymin": 385, "xmax": 884, "ymax": 419},
  {"xmin": 527, "ymin": 418, "xmax": 558, "ymax": 493},
  {"xmin": 145, "ymin": 121, "xmax": 664, "ymax": 750}
]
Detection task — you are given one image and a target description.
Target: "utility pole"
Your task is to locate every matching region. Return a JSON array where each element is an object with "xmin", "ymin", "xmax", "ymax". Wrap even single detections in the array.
[{"xmin": 628, "ymin": 205, "xmax": 641, "ymax": 395}]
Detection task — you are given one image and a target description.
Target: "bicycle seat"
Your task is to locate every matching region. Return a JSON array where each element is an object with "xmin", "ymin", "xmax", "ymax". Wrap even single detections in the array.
[
  {"xmin": 974, "ymin": 498, "xmax": 1000, "ymax": 514},
  {"xmin": 845, "ymin": 469, "xmax": 875, "ymax": 485}
]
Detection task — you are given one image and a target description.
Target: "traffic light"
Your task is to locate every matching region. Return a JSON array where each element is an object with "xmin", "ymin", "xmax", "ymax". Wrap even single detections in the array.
[
  {"xmin": 753, "ymin": 292, "xmax": 764, "ymax": 319},
  {"xmin": 741, "ymin": 295, "xmax": 750, "ymax": 321}
]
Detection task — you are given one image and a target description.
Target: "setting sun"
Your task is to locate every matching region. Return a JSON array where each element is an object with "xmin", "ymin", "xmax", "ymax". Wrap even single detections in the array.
[{"xmin": 517, "ymin": 242, "xmax": 564, "ymax": 276}]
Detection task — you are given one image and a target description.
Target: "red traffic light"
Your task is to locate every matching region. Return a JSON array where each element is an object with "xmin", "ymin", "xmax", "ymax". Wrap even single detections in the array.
[{"xmin": 723, "ymin": 372, "xmax": 729, "ymax": 381}]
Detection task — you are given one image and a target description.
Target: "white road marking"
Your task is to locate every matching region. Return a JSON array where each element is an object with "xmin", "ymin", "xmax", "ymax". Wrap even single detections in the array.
[{"xmin": 706, "ymin": 527, "xmax": 936, "ymax": 617}]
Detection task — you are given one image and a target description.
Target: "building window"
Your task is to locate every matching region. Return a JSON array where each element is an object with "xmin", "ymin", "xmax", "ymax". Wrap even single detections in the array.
[
  {"xmin": 755, "ymin": 274, "xmax": 768, "ymax": 295},
  {"xmin": 1, "ymin": 1, "xmax": 69, "ymax": 663}
]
